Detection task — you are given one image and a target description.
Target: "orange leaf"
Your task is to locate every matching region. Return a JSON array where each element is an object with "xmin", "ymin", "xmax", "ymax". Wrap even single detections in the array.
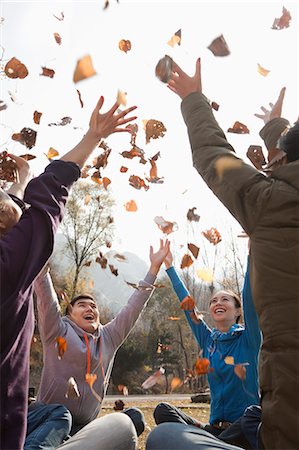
[
  {"xmin": 171, "ymin": 377, "xmax": 183, "ymax": 390},
  {"xmin": 257, "ymin": 63, "xmax": 270, "ymax": 77},
  {"xmin": 4, "ymin": 57, "xmax": 28, "ymax": 79},
  {"xmin": 102, "ymin": 177, "xmax": 111, "ymax": 190},
  {"xmin": 124, "ymin": 200, "xmax": 138, "ymax": 212},
  {"xmin": 167, "ymin": 316, "xmax": 181, "ymax": 321},
  {"xmin": 188, "ymin": 243, "xmax": 200, "ymax": 259},
  {"xmin": 120, "ymin": 166, "xmax": 128, "ymax": 173},
  {"xmin": 46, "ymin": 147, "xmax": 59, "ymax": 159},
  {"xmin": 167, "ymin": 29, "xmax": 181, "ymax": 47},
  {"xmin": 33, "ymin": 111, "xmax": 42, "ymax": 124},
  {"xmin": 41, "ymin": 67, "xmax": 55, "ymax": 78},
  {"xmin": 246, "ymin": 145, "xmax": 266, "ymax": 170},
  {"xmin": 85, "ymin": 373, "xmax": 97, "ymax": 388},
  {"xmin": 195, "ymin": 357, "xmax": 211, "ymax": 375},
  {"xmin": 234, "ymin": 364, "xmax": 247, "ymax": 380},
  {"xmin": 180, "ymin": 254, "xmax": 193, "ymax": 269},
  {"xmin": 224, "ymin": 356, "xmax": 235, "ymax": 365},
  {"xmin": 118, "ymin": 39, "xmax": 131, "ymax": 53},
  {"xmin": 73, "ymin": 55, "xmax": 97, "ymax": 83},
  {"xmin": 129, "ymin": 175, "xmax": 149, "ymax": 191},
  {"xmin": 180, "ymin": 295, "xmax": 196, "ymax": 311},
  {"xmin": 202, "ymin": 228, "xmax": 222, "ymax": 245},
  {"xmin": 227, "ymin": 121, "xmax": 250, "ymax": 134},
  {"xmin": 144, "ymin": 119, "xmax": 167, "ymax": 144},
  {"xmin": 56, "ymin": 336, "xmax": 67, "ymax": 359}
]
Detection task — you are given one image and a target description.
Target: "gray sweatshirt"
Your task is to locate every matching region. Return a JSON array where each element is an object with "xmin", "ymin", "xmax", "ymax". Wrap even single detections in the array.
[{"xmin": 34, "ymin": 270, "xmax": 156, "ymax": 427}]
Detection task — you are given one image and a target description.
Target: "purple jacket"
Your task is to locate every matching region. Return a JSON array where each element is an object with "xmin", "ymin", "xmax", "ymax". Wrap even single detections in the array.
[{"xmin": 0, "ymin": 161, "xmax": 80, "ymax": 450}]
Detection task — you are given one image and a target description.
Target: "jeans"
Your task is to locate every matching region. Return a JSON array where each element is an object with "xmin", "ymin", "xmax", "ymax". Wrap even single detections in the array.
[
  {"xmin": 146, "ymin": 423, "xmax": 244, "ymax": 450},
  {"xmin": 25, "ymin": 402, "xmax": 72, "ymax": 450}
]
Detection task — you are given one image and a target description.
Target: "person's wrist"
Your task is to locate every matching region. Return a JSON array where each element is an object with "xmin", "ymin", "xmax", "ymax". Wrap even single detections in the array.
[
  {"xmin": 149, "ymin": 263, "xmax": 160, "ymax": 275},
  {"xmin": 84, "ymin": 129, "xmax": 103, "ymax": 145}
]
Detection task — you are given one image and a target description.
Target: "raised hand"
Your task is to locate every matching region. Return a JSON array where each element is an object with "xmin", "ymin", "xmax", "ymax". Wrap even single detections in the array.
[
  {"xmin": 6, "ymin": 154, "xmax": 32, "ymax": 199},
  {"xmin": 167, "ymin": 58, "xmax": 202, "ymax": 100},
  {"xmin": 254, "ymin": 87, "xmax": 286, "ymax": 124},
  {"xmin": 164, "ymin": 249, "xmax": 173, "ymax": 269},
  {"xmin": 149, "ymin": 239, "xmax": 170, "ymax": 276}
]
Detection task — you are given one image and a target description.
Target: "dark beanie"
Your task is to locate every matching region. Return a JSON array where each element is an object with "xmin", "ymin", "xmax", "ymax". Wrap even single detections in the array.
[{"xmin": 279, "ymin": 123, "xmax": 299, "ymax": 162}]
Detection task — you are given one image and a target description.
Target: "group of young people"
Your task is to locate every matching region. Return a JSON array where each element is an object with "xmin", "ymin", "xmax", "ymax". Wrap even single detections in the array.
[{"xmin": 1, "ymin": 56, "xmax": 298, "ymax": 450}]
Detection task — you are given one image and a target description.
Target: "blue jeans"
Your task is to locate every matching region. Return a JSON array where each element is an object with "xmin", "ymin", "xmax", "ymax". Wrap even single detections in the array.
[{"xmin": 25, "ymin": 402, "xmax": 72, "ymax": 450}]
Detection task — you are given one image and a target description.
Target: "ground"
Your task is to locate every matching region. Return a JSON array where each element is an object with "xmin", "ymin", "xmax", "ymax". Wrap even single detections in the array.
[{"xmin": 100, "ymin": 398, "xmax": 210, "ymax": 450}]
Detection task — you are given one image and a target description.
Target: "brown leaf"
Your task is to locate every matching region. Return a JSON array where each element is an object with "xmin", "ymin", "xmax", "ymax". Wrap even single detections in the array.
[
  {"xmin": 0, "ymin": 101, "xmax": 7, "ymax": 111},
  {"xmin": 155, "ymin": 55, "xmax": 173, "ymax": 83},
  {"xmin": 187, "ymin": 207, "xmax": 200, "ymax": 222},
  {"xmin": 154, "ymin": 216, "xmax": 178, "ymax": 235},
  {"xmin": 227, "ymin": 121, "xmax": 250, "ymax": 134},
  {"xmin": 33, "ymin": 111, "xmax": 42, "ymax": 125},
  {"xmin": 83, "ymin": 260, "xmax": 92, "ymax": 267},
  {"xmin": 180, "ymin": 254, "xmax": 193, "ymax": 269},
  {"xmin": 120, "ymin": 166, "xmax": 128, "ymax": 173},
  {"xmin": 12, "ymin": 127, "xmax": 37, "ymax": 149},
  {"xmin": 207, "ymin": 35, "xmax": 230, "ymax": 57},
  {"xmin": 4, "ymin": 57, "xmax": 28, "ymax": 79},
  {"xmin": 124, "ymin": 200, "xmax": 138, "ymax": 212},
  {"xmin": 146, "ymin": 158, "xmax": 164, "ymax": 184},
  {"xmin": 0, "ymin": 151, "xmax": 17, "ymax": 182},
  {"xmin": 202, "ymin": 227, "xmax": 222, "ymax": 245},
  {"xmin": 118, "ymin": 39, "xmax": 131, "ymax": 53},
  {"xmin": 53, "ymin": 11, "xmax": 64, "ymax": 21},
  {"xmin": 48, "ymin": 117, "xmax": 72, "ymax": 127},
  {"xmin": 109, "ymin": 264, "xmax": 118, "ymax": 276},
  {"xmin": 19, "ymin": 154, "xmax": 36, "ymax": 161},
  {"xmin": 211, "ymin": 101, "xmax": 219, "ymax": 111},
  {"xmin": 271, "ymin": 7, "xmax": 291, "ymax": 30},
  {"xmin": 129, "ymin": 175, "xmax": 149, "ymax": 191},
  {"xmin": 188, "ymin": 243, "xmax": 200, "ymax": 259},
  {"xmin": 144, "ymin": 119, "xmax": 167, "ymax": 144},
  {"xmin": 73, "ymin": 55, "xmax": 97, "ymax": 83},
  {"xmin": 41, "ymin": 67, "xmax": 55, "ymax": 78},
  {"xmin": 95, "ymin": 252, "xmax": 107, "ymax": 269},
  {"xmin": 114, "ymin": 253, "xmax": 126, "ymax": 261},
  {"xmin": 180, "ymin": 295, "xmax": 196, "ymax": 311},
  {"xmin": 246, "ymin": 145, "xmax": 266, "ymax": 170},
  {"xmin": 120, "ymin": 146, "xmax": 146, "ymax": 164},
  {"xmin": 76, "ymin": 89, "xmax": 84, "ymax": 108},
  {"xmin": 54, "ymin": 32, "xmax": 62, "ymax": 45}
]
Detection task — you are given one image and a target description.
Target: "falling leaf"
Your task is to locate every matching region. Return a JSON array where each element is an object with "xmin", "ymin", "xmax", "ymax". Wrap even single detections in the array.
[
  {"xmin": 211, "ymin": 101, "xmax": 220, "ymax": 111},
  {"xmin": 271, "ymin": 6, "xmax": 291, "ymax": 30},
  {"xmin": 41, "ymin": 67, "xmax": 55, "ymax": 78},
  {"xmin": 109, "ymin": 264, "xmax": 118, "ymax": 276},
  {"xmin": 73, "ymin": 55, "xmax": 97, "ymax": 83},
  {"xmin": 76, "ymin": 89, "xmax": 84, "ymax": 108},
  {"xmin": 96, "ymin": 252, "xmax": 108, "ymax": 269},
  {"xmin": 102, "ymin": 177, "xmax": 111, "ymax": 190},
  {"xmin": 120, "ymin": 166, "xmax": 128, "ymax": 173},
  {"xmin": 154, "ymin": 216, "xmax": 178, "ymax": 235},
  {"xmin": 257, "ymin": 63, "xmax": 270, "ymax": 77},
  {"xmin": 46, "ymin": 147, "xmax": 59, "ymax": 159},
  {"xmin": 224, "ymin": 356, "xmax": 235, "ymax": 365},
  {"xmin": 214, "ymin": 156, "xmax": 242, "ymax": 180},
  {"xmin": 146, "ymin": 158, "xmax": 164, "ymax": 184},
  {"xmin": 129, "ymin": 175, "xmax": 149, "ymax": 191},
  {"xmin": 117, "ymin": 89, "xmax": 127, "ymax": 106},
  {"xmin": 0, "ymin": 151, "xmax": 17, "ymax": 182},
  {"xmin": 202, "ymin": 227, "xmax": 222, "ymax": 245},
  {"xmin": 0, "ymin": 100, "xmax": 7, "ymax": 111},
  {"xmin": 227, "ymin": 121, "xmax": 250, "ymax": 134},
  {"xmin": 125, "ymin": 281, "xmax": 153, "ymax": 291},
  {"xmin": 19, "ymin": 154, "xmax": 36, "ymax": 161},
  {"xmin": 4, "ymin": 57, "xmax": 28, "ymax": 79},
  {"xmin": 142, "ymin": 368, "xmax": 165, "ymax": 389},
  {"xmin": 237, "ymin": 230, "xmax": 248, "ymax": 238},
  {"xmin": 48, "ymin": 117, "xmax": 72, "ymax": 127},
  {"xmin": 85, "ymin": 373, "xmax": 97, "ymax": 388},
  {"xmin": 12, "ymin": 127, "xmax": 37, "ymax": 149},
  {"xmin": 118, "ymin": 39, "xmax": 131, "ymax": 53},
  {"xmin": 246, "ymin": 145, "xmax": 266, "ymax": 170},
  {"xmin": 54, "ymin": 32, "xmax": 62, "ymax": 45},
  {"xmin": 171, "ymin": 377, "xmax": 183, "ymax": 390},
  {"xmin": 207, "ymin": 34, "xmax": 230, "ymax": 57},
  {"xmin": 56, "ymin": 336, "xmax": 67, "ymax": 359},
  {"xmin": 84, "ymin": 194, "xmax": 91, "ymax": 205},
  {"xmin": 167, "ymin": 29, "xmax": 181, "ymax": 47},
  {"xmin": 196, "ymin": 268, "xmax": 214, "ymax": 283},
  {"xmin": 168, "ymin": 316, "xmax": 181, "ymax": 321},
  {"xmin": 53, "ymin": 11, "xmax": 64, "ymax": 21},
  {"xmin": 155, "ymin": 54, "xmax": 173, "ymax": 83},
  {"xmin": 234, "ymin": 364, "xmax": 247, "ymax": 380},
  {"xmin": 114, "ymin": 253, "xmax": 126, "ymax": 261},
  {"xmin": 120, "ymin": 146, "xmax": 146, "ymax": 164},
  {"xmin": 124, "ymin": 199, "xmax": 138, "ymax": 212},
  {"xmin": 188, "ymin": 243, "xmax": 200, "ymax": 259},
  {"xmin": 187, "ymin": 207, "xmax": 200, "ymax": 222},
  {"xmin": 195, "ymin": 357, "xmax": 211, "ymax": 375},
  {"xmin": 180, "ymin": 254, "xmax": 193, "ymax": 269},
  {"xmin": 83, "ymin": 260, "xmax": 92, "ymax": 267},
  {"xmin": 65, "ymin": 377, "xmax": 80, "ymax": 398},
  {"xmin": 180, "ymin": 295, "xmax": 196, "ymax": 311},
  {"xmin": 144, "ymin": 119, "xmax": 167, "ymax": 144},
  {"xmin": 33, "ymin": 111, "xmax": 42, "ymax": 125}
]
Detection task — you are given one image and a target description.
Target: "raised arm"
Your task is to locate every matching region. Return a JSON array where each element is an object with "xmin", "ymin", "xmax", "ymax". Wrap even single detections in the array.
[
  {"xmin": 103, "ymin": 240, "xmax": 170, "ymax": 350},
  {"xmin": 164, "ymin": 249, "xmax": 211, "ymax": 349}
]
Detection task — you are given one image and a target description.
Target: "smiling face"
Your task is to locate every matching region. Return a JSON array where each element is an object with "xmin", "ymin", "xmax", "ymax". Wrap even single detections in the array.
[
  {"xmin": 209, "ymin": 290, "xmax": 241, "ymax": 332},
  {"xmin": 68, "ymin": 298, "xmax": 100, "ymax": 333}
]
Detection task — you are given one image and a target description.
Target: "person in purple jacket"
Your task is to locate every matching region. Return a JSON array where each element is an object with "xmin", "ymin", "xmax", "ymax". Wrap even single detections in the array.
[{"xmin": 0, "ymin": 96, "xmax": 137, "ymax": 450}]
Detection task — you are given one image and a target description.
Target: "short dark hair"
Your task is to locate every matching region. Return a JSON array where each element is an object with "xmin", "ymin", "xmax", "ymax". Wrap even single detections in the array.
[
  {"xmin": 65, "ymin": 294, "xmax": 97, "ymax": 315},
  {"xmin": 279, "ymin": 123, "xmax": 299, "ymax": 163}
]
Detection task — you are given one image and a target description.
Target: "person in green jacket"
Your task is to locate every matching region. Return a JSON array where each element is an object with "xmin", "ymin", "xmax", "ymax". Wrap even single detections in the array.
[{"xmin": 160, "ymin": 57, "xmax": 299, "ymax": 450}]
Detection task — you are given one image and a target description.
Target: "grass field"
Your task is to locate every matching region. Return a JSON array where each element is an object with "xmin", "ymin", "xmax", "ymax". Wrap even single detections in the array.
[{"xmin": 101, "ymin": 399, "xmax": 210, "ymax": 450}]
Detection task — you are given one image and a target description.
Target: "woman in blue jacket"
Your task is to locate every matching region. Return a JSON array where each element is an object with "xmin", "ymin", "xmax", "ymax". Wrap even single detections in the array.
[{"xmin": 154, "ymin": 248, "xmax": 261, "ymax": 437}]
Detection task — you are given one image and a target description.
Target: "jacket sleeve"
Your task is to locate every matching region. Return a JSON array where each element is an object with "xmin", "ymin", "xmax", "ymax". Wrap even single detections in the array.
[
  {"xmin": 242, "ymin": 256, "xmax": 262, "ymax": 350},
  {"xmin": 180, "ymin": 93, "xmax": 273, "ymax": 235},
  {"xmin": 166, "ymin": 266, "xmax": 211, "ymax": 349},
  {"xmin": 102, "ymin": 271, "xmax": 157, "ymax": 351},
  {"xmin": 0, "ymin": 161, "xmax": 80, "ymax": 300},
  {"xmin": 34, "ymin": 270, "xmax": 66, "ymax": 344}
]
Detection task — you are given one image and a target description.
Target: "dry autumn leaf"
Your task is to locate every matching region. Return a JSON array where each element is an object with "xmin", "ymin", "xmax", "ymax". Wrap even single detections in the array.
[
  {"xmin": 46, "ymin": 147, "xmax": 59, "ymax": 159},
  {"xmin": 180, "ymin": 254, "xmax": 193, "ymax": 269},
  {"xmin": 85, "ymin": 373, "xmax": 97, "ymax": 388},
  {"xmin": 129, "ymin": 175, "xmax": 149, "ymax": 191},
  {"xmin": 12, "ymin": 127, "xmax": 37, "ymax": 149},
  {"xmin": 207, "ymin": 34, "xmax": 230, "ymax": 57},
  {"xmin": 56, "ymin": 336, "xmax": 67, "ymax": 359},
  {"xmin": 4, "ymin": 57, "xmax": 28, "ymax": 79},
  {"xmin": 180, "ymin": 295, "xmax": 196, "ymax": 311},
  {"xmin": 168, "ymin": 316, "xmax": 181, "ymax": 321},
  {"xmin": 195, "ymin": 357, "xmax": 211, "ymax": 375},
  {"xmin": 196, "ymin": 268, "xmax": 214, "ymax": 283},
  {"xmin": 0, "ymin": 151, "xmax": 17, "ymax": 182},
  {"xmin": 271, "ymin": 6, "xmax": 291, "ymax": 30},
  {"xmin": 188, "ymin": 243, "xmax": 200, "ymax": 259},
  {"xmin": 73, "ymin": 55, "xmax": 97, "ymax": 83},
  {"xmin": 187, "ymin": 207, "xmax": 200, "ymax": 222},
  {"xmin": 167, "ymin": 29, "xmax": 181, "ymax": 47},
  {"xmin": 146, "ymin": 158, "xmax": 164, "ymax": 184},
  {"xmin": 41, "ymin": 67, "xmax": 55, "ymax": 78},
  {"xmin": 19, "ymin": 154, "xmax": 36, "ymax": 161},
  {"xmin": 33, "ymin": 111, "xmax": 42, "ymax": 125},
  {"xmin": 84, "ymin": 194, "xmax": 91, "ymax": 205},
  {"xmin": 120, "ymin": 146, "xmax": 146, "ymax": 164},
  {"xmin": 124, "ymin": 200, "xmax": 138, "ymax": 211},
  {"xmin": 257, "ymin": 63, "xmax": 270, "ymax": 77},
  {"xmin": 155, "ymin": 55, "xmax": 173, "ymax": 83},
  {"xmin": 54, "ymin": 32, "xmax": 62, "ymax": 45},
  {"xmin": 227, "ymin": 121, "xmax": 250, "ymax": 134},
  {"xmin": 154, "ymin": 216, "xmax": 178, "ymax": 235},
  {"xmin": 48, "ymin": 117, "xmax": 72, "ymax": 127},
  {"xmin": 125, "ymin": 281, "xmax": 153, "ymax": 291},
  {"xmin": 214, "ymin": 156, "xmax": 242, "ymax": 180},
  {"xmin": 117, "ymin": 89, "xmax": 127, "ymax": 106},
  {"xmin": 246, "ymin": 145, "xmax": 266, "ymax": 170},
  {"xmin": 114, "ymin": 253, "xmax": 126, "ymax": 261},
  {"xmin": 224, "ymin": 356, "xmax": 235, "ymax": 365},
  {"xmin": 211, "ymin": 101, "xmax": 220, "ymax": 111},
  {"xmin": 118, "ymin": 39, "xmax": 131, "ymax": 53},
  {"xmin": 76, "ymin": 89, "xmax": 84, "ymax": 108},
  {"xmin": 234, "ymin": 364, "xmax": 247, "ymax": 380},
  {"xmin": 171, "ymin": 377, "xmax": 183, "ymax": 390},
  {"xmin": 96, "ymin": 251, "xmax": 108, "ymax": 269},
  {"xmin": 142, "ymin": 368, "xmax": 165, "ymax": 389},
  {"xmin": 65, "ymin": 377, "xmax": 80, "ymax": 398},
  {"xmin": 144, "ymin": 119, "xmax": 167, "ymax": 144},
  {"xmin": 120, "ymin": 166, "xmax": 128, "ymax": 173},
  {"xmin": 53, "ymin": 11, "xmax": 64, "ymax": 21},
  {"xmin": 109, "ymin": 264, "xmax": 118, "ymax": 276},
  {"xmin": 202, "ymin": 227, "xmax": 222, "ymax": 245},
  {"xmin": 0, "ymin": 101, "xmax": 7, "ymax": 111}
]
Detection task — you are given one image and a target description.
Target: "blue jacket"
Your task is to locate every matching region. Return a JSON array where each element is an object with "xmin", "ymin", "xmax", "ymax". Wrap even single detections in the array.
[{"xmin": 166, "ymin": 257, "xmax": 261, "ymax": 424}]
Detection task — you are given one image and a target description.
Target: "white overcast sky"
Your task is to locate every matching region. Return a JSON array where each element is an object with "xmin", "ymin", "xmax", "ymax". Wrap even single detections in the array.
[{"xmin": 1, "ymin": 0, "xmax": 298, "ymax": 267}]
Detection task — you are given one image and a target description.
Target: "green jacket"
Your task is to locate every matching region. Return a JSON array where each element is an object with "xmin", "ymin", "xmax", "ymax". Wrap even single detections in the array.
[{"xmin": 181, "ymin": 92, "xmax": 299, "ymax": 449}]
